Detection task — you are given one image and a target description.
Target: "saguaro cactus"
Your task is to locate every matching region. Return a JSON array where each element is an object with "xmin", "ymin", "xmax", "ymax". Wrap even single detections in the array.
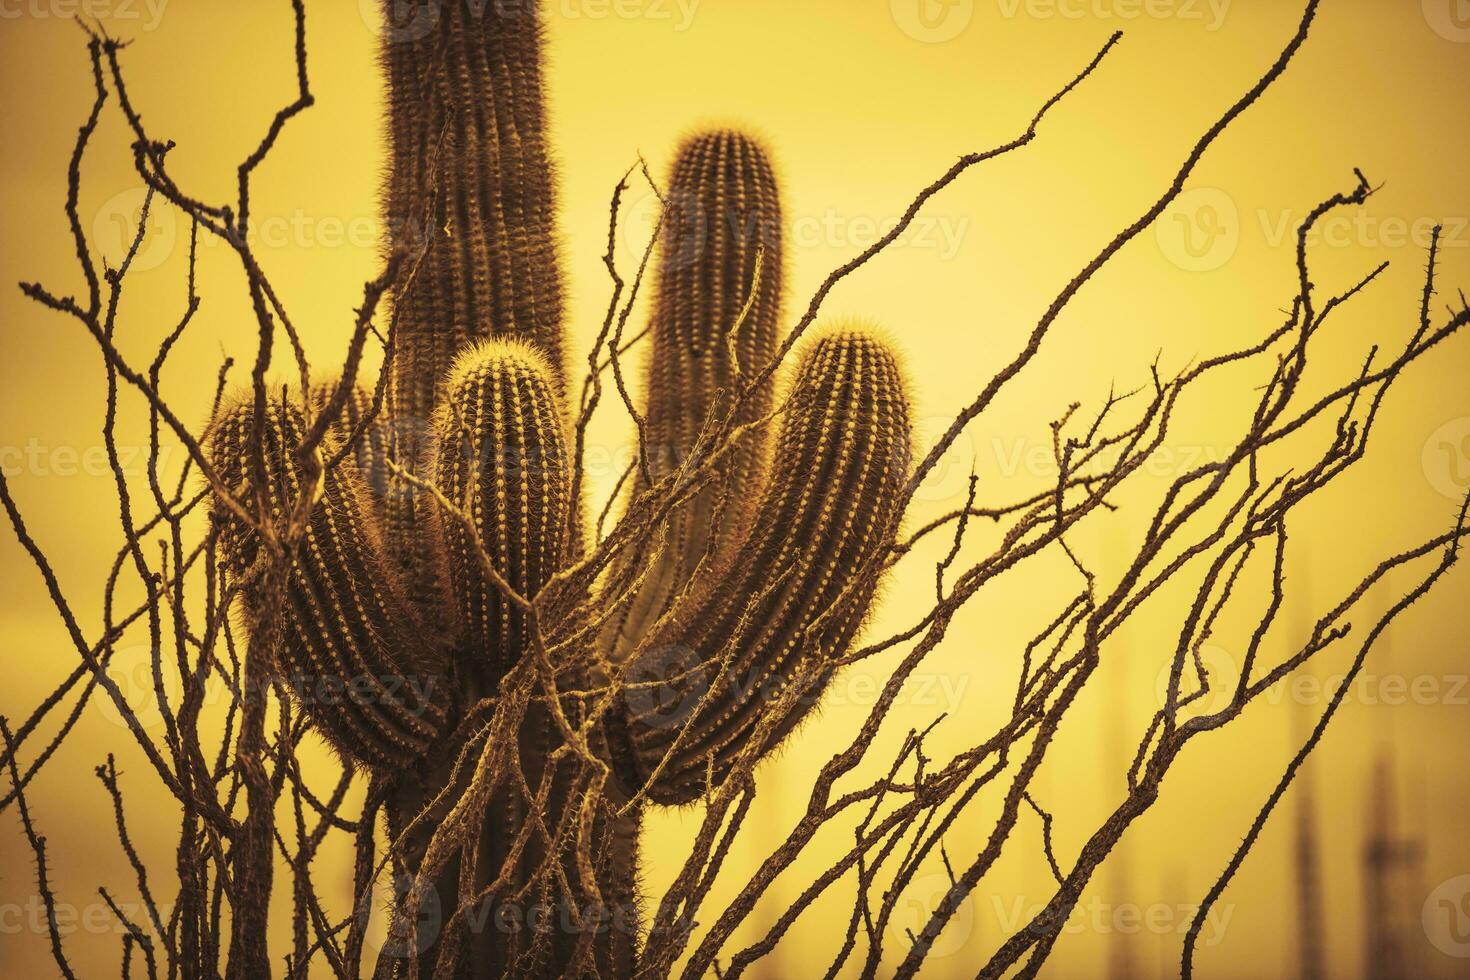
[{"xmin": 205, "ymin": 2, "xmax": 913, "ymax": 976}]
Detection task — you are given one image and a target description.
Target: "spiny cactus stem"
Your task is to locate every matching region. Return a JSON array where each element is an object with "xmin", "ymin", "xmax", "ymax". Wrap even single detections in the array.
[
  {"xmin": 388, "ymin": 667, "xmax": 552, "ymax": 908},
  {"xmin": 605, "ymin": 130, "xmax": 786, "ymax": 658},
  {"xmin": 619, "ymin": 565, "xmax": 797, "ymax": 815},
  {"xmin": 607, "ymin": 226, "xmax": 663, "ymax": 492},
  {"xmin": 568, "ymin": 162, "xmax": 649, "ymax": 528},
  {"xmin": 387, "ymin": 461, "xmax": 533, "ymax": 615},
  {"xmin": 382, "ymin": 0, "xmax": 566, "ymax": 424},
  {"xmin": 388, "ymin": 454, "xmax": 598, "ymax": 758}
]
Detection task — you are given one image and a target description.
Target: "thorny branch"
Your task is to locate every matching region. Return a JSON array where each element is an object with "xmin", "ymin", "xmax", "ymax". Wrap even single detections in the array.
[{"xmin": 4, "ymin": 1, "xmax": 1468, "ymax": 977}]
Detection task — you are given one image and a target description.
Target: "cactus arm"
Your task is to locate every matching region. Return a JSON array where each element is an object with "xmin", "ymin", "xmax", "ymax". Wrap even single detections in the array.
[
  {"xmin": 429, "ymin": 340, "xmax": 572, "ymax": 684},
  {"xmin": 313, "ymin": 381, "xmax": 391, "ymax": 500},
  {"xmin": 207, "ymin": 392, "xmax": 451, "ymax": 769},
  {"xmin": 381, "ymin": 0, "xmax": 566, "ymax": 408},
  {"xmin": 614, "ymin": 330, "xmax": 912, "ymax": 804},
  {"xmin": 608, "ymin": 128, "xmax": 785, "ymax": 654},
  {"xmin": 377, "ymin": 0, "xmax": 568, "ymax": 600}
]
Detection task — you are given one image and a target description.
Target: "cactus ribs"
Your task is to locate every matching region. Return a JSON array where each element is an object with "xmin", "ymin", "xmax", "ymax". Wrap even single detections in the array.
[{"xmin": 207, "ymin": 3, "xmax": 911, "ymax": 975}]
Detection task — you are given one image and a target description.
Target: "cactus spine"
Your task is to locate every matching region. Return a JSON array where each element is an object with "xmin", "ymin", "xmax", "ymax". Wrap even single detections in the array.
[
  {"xmin": 206, "ymin": 2, "xmax": 915, "ymax": 975},
  {"xmin": 608, "ymin": 129, "xmax": 785, "ymax": 653},
  {"xmin": 207, "ymin": 394, "xmax": 449, "ymax": 769}
]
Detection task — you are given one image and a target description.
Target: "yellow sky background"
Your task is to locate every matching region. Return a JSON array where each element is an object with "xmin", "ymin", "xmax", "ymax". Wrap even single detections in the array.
[{"xmin": 3, "ymin": 1, "xmax": 1470, "ymax": 977}]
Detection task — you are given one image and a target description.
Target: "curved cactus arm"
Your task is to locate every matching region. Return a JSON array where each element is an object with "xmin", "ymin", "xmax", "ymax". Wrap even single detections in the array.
[
  {"xmin": 608, "ymin": 128, "xmax": 785, "ymax": 654},
  {"xmin": 612, "ymin": 329, "xmax": 912, "ymax": 805},
  {"xmin": 206, "ymin": 392, "xmax": 451, "ymax": 769},
  {"xmin": 312, "ymin": 381, "xmax": 391, "ymax": 498},
  {"xmin": 428, "ymin": 339, "xmax": 573, "ymax": 684},
  {"xmin": 377, "ymin": 0, "xmax": 567, "ymax": 595}
]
